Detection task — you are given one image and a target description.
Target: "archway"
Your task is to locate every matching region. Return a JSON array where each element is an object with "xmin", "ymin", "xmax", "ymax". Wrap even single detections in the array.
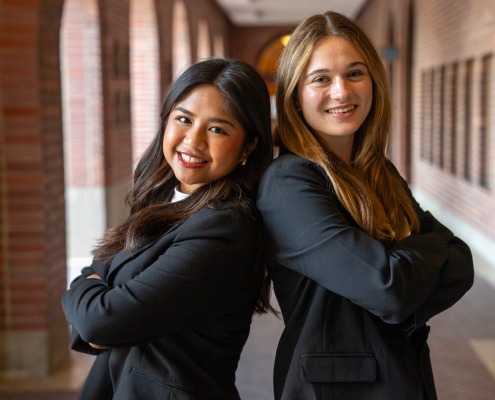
[
  {"xmin": 256, "ymin": 33, "xmax": 290, "ymax": 134},
  {"xmin": 256, "ymin": 34, "xmax": 289, "ymax": 98}
]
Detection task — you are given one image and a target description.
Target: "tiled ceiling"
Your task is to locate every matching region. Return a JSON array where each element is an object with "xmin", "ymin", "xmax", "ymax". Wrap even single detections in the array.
[{"xmin": 215, "ymin": 0, "xmax": 368, "ymax": 26}]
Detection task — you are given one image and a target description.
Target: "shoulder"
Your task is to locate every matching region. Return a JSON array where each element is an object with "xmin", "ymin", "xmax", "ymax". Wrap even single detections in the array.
[
  {"xmin": 257, "ymin": 154, "xmax": 336, "ymax": 214},
  {"xmin": 261, "ymin": 154, "xmax": 327, "ymax": 187},
  {"xmin": 384, "ymin": 159, "xmax": 402, "ymax": 178},
  {"xmin": 383, "ymin": 159, "xmax": 412, "ymax": 191},
  {"xmin": 184, "ymin": 200, "xmax": 261, "ymax": 237},
  {"xmin": 268, "ymin": 153, "xmax": 321, "ymax": 170}
]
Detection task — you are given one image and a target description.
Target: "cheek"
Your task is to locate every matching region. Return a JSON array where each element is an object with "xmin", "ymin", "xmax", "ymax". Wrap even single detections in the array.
[
  {"xmin": 300, "ymin": 89, "xmax": 323, "ymax": 113},
  {"xmin": 361, "ymin": 82, "xmax": 373, "ymax": 111},
  {"xmin": 211, "ymin": 139, "xmax": 245, "ymax": 165},
  {"xmin": 162, "ymin": 126, "xmax": 177, "ymax": 159},
  {"xmin": 162, "ymin": 131, "xmax": 169, "ymax": 157},
  {"xmin": 300, "ymin": 93, "xmax": 320, "ymax": 120},
  {"xmin": 362, "ymin": 93, "xmax": 373, "ymax": 119}
]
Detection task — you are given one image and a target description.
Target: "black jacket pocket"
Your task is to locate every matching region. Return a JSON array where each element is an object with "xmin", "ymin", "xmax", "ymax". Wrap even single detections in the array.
[{"xmin": 300, "ymin": 353, "xmax": 377, "ymax": 383}]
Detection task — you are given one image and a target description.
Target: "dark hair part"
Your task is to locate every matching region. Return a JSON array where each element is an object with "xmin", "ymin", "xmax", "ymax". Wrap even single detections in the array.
[{"xmin": 93, "ymin": 58, "xmax": 273, "ymax": 313}]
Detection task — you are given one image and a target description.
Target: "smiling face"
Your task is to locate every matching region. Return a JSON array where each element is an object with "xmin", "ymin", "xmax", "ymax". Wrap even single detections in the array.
[
  {"xmin": 163, "ymin": 85, "xmax": 248, "ymax": 194},
  {"xmin": 297, "ymin": 36, "xmax": 373, "ymax": 160}
]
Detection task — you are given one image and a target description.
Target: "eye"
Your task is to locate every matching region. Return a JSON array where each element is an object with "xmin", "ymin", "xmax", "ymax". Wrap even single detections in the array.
[
  {"xmin": 175, "ymin": 115, "xmax": 191, "ymax": 124},
  {"xmin": 311, "ymin": 76, "xmax": 330, "ymax": 84},
  {"xmin": 209, "ymin": 126, "xmax": 228, "ymax": 135},
  {"xmin": 348, "ymin": 69, "xmax": 366, "ymax": 79}
]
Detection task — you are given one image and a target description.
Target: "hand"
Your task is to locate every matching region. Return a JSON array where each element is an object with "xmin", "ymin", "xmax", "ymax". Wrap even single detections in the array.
[{"xmin": 86, "ymin": 274, "xmax": 102, "ymax": 280}]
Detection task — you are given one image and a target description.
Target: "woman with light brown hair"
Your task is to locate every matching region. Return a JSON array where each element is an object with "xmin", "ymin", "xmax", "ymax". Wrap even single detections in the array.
[{"xmin": 257, "ymin": 11, "xmax": 473, "ymax": 400}]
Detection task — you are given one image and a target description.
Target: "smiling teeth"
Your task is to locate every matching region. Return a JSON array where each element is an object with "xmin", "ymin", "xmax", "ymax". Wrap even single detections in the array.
[
  {"xmin": 328, "ymin": 105, "xmax": 355, "ymax": 114},
  {"xmin": 181, "ymin": 153, "xmax": 206, "ymax": 164}
]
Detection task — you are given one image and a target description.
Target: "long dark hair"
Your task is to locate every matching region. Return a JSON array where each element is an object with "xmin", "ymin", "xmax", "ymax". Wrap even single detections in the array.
[{"xmin": 93, "ymin": 58, "xmax": 273, "ymax": 312}]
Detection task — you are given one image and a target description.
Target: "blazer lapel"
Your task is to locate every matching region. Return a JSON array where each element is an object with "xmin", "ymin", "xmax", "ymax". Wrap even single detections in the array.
[
  {"xmin": 107, "ymin": 224, "xmax": 180, "ymax": 280},
  {"xmin": 107, "ymin": 237, "xmax": 160, "ymax": 279}
]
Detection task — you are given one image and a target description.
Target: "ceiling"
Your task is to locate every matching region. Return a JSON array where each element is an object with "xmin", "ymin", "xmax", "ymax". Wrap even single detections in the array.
[{"xmin": 215, "ymin": 0, "xmax": 368, "ymax": 26}]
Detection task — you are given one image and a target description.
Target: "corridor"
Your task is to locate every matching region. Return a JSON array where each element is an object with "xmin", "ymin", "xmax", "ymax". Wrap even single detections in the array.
[{"xmin": 2, "ymin": 0, "xmax": 495, "ymax": 399}]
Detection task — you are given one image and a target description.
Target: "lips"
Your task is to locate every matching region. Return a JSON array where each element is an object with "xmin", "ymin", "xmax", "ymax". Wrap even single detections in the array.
[
  {"xmin": 177, "ymin": 152, "xmax": 208, "ymax": 169},
  {"xmin": 327, "ymin": 105, "xmax": 356, "ymax": 114}
]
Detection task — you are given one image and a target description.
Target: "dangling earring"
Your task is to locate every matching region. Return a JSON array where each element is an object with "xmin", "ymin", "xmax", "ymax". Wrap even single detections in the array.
[{"xmin": 241, "ymin": 139, "xmax": 257, "ymax": 166}]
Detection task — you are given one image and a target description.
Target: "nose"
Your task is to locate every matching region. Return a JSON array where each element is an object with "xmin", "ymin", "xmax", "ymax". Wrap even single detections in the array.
[
  {"xmin": 330, "ymin": 77, "xmax": 350, "ymax": 100},
  {"xmin": 184, "ymin": 125, "xmax": 206, "ymax": 149}
]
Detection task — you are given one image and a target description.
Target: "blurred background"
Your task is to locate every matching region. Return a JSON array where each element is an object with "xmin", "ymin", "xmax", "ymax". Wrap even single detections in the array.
[{"xmin": 1, "ymin": 0, "xmax": 494, "ymax": 399}]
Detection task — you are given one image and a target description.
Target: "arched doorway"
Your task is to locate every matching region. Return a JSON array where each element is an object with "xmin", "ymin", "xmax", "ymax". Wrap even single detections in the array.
[
  {"xmin": 256, "ymin": 33, "xmax": 290, "ymax": 137},
  {"xmin": 256, "ymin": 34, "xmax": 289, "ymax": 98}
]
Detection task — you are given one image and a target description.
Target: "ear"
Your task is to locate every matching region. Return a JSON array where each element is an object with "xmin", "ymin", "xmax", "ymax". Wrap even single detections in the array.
[{"xmin": 240, "ymin": 137, "xmax": 259, "ymax": 164}]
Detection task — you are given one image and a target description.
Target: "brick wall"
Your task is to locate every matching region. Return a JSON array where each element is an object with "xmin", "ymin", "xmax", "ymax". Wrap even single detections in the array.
[
  {"xmin": 99, "ymin": 0, "xmax": 132, "ymax": 189},
  {"xmin": 0, "ymin": 0, "xmax": 68, "ymax": 376},
  {"xmin": 412, "ymin": 0, "xmax": 495, "ymax": 243},
  {"xmin": 357, "ymin": 0, "xmax": 495, "ymax": 260},
  {"xmin": 62, "ymin": 0, "xmax": 104, "ymax": 188},
  {"xmin": 130, "ymin": 0, "xmax": 160, "ymax": 165},
  {"xmin": 356, "ymin": 0, "xmax": 414, "ymax": 179}
]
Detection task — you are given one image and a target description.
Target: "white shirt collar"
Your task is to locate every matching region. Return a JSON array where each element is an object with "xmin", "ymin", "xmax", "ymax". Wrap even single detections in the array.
[{"xmin": 171, "ymin": 186, "xmax": 190, "ymax": 203}]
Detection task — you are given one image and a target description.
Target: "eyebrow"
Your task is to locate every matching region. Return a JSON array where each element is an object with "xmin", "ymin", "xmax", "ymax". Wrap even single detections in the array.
[
  {"xmin": 173, "ymin": 106, "xmax": 236, "ymax": 128},
  {"xmin": 305, "ymin": 61, "xmax": 368, "ymax": 79}
]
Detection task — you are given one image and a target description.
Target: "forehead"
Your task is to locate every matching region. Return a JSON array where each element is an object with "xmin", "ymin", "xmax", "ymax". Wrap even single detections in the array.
[
  {"xmin": 305, "ymin": 36, "xmax": 365, "ymax": 70},
  {"xmin": 179, "ymin": 84, "xmax": 237, "ymax": 117},
  {"xmin": 173, "ymin": 84, "xmax": 243, "ymax": 126},
  {"xmin": 177, "ymin": 84, "xmax": 224, "ymax": 106}
]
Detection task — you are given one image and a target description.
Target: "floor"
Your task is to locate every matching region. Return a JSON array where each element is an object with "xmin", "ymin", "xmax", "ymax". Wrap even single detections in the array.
[{"xmin": 1, "ymin": 265, "xmax": 494, "ymax": 400}]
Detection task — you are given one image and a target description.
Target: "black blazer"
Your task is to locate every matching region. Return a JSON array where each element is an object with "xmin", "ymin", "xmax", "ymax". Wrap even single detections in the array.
[
  {"xmin": 62, "ymin": 204, "xmax": 264, "ymax": 400},
  {"xmin": 256, "ymin": 154, "xmax": 474, "ymax": 400}
]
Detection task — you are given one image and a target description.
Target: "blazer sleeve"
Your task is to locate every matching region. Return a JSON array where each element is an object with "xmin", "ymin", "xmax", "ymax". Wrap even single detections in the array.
[
  {"xmin": 387, "ymin": 161, "xmax": 474, "ymax": 329},
  {"xmin": 401, "ymin": 212, "xmax": 474, "ymax": 329},
  {"xmin": 65, "ymin": 260, "xmax": 113, "ymax": 355},
  {"xmin": 256, "ymin": 155, "xmax": 470, "ymax": 324},
  {"xmin": 61, "ymin": 206, "xmax": 261, "ymax": 347}
]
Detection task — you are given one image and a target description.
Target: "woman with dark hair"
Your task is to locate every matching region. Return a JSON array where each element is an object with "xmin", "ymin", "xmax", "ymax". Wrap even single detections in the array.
[
  {"xmin": 256, "ymin": 11, "xmax": 473, "ymax": 400},
  {"xmin": 62, "ymin": 58, "xmax": 273, "ymax": 400}
]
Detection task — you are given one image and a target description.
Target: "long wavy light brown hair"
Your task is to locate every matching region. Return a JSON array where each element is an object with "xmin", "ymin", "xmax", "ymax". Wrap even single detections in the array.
[
  {"xmin": 275, "ymin": 11, "xmax": 419, "ymax": 241},
  {"xmin": 92, "ymin": 58, "xmax": 274, "ymax": 313}
]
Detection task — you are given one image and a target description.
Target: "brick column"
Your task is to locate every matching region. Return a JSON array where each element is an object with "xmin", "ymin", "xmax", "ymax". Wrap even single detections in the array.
[
  {"xmin": 99, "ymin": 0, "xmax": 133, "ymax": 229},
  {"xmin": 0, "ymin": 0, "xmax": 69, "ymax": 377}
]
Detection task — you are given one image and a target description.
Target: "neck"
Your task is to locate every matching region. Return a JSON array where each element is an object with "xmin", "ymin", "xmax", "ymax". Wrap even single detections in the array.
[{"xmin": 321, "ymin": 135, "xmax": 354, "ymax": 165}]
